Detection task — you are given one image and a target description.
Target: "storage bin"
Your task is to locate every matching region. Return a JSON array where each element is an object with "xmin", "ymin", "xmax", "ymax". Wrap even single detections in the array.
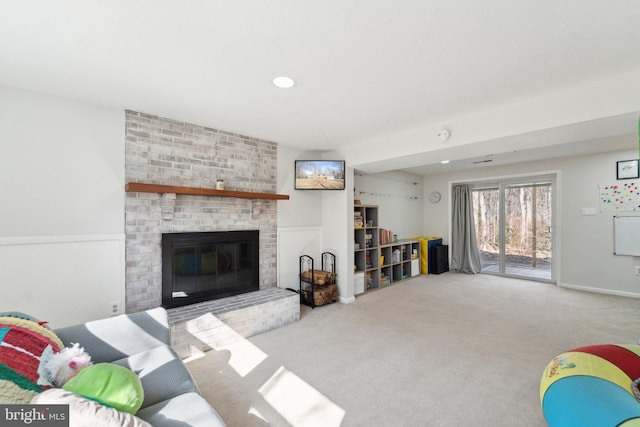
[
  {"xmin": 411, "ymin": 259, "xmax": 419, "ymax": 277},
  {"xmin": 413, "ymin": 237, "xmax": 442, "ymax": 274},
  {"xmin": 354, "ymin": 272, "xmax": 365, "ymax": 294}
]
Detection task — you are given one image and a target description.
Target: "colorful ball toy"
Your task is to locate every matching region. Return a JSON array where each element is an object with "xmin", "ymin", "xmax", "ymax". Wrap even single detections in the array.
[{"xmin": 540, "ymin": 344, "xmax": 640, "ymax": 426}]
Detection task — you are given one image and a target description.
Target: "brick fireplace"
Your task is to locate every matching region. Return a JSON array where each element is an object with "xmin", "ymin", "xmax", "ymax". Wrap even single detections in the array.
[{"xmin": 125, "ymin": 111, "xmax": 279, "ymax": 313}]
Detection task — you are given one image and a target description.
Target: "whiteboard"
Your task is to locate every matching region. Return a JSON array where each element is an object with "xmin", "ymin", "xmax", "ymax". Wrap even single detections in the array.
[{"xmin": 613, "ymin": 216, "xmax": 640, "ymax": 256}]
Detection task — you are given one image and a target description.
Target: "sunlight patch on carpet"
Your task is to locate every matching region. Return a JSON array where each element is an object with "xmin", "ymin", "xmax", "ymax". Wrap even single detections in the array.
[
  {"xmin": 221, "ymin": 339, "xmax": 268, "ymax": 377},
  {"xmin": 259, "ymin": 366, "xmax": 345, "ymax": 427},
  {"xmin": 186, "ymin": 313, "xmax": 267, "ymax": 377},
  {"xmin": 248, "ymin": 406, "xmax": 268, "ymax": 423}
]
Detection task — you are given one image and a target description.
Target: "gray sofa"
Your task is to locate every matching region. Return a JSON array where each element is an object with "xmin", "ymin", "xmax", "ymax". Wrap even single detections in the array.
[{"xmin": 54, "ymin": 307, "xmax": 226, "ymax": 427}]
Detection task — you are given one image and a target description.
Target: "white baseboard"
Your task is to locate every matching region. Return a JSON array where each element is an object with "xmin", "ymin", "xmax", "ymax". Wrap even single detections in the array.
[
  {"xmin": 560, "ymin": 283, "xmax": 640, "ymax": 299},
  {"xmin": 339, "ymin": 295, "xmax": 356, "ymax": 304}
]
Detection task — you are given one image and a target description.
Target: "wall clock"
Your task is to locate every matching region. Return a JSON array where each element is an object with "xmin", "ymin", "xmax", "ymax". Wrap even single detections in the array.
[{"xmin": 429, "ymin": 191, "xmax": 441, "ymax": 203}]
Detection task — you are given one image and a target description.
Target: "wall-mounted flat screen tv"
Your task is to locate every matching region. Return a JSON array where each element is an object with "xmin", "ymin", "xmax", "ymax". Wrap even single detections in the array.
[{"xmin": 295, "ymin": 160, "xmax": 346, "ymax": 190}]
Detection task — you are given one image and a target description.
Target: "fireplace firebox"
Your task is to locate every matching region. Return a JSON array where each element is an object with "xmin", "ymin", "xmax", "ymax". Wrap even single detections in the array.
[{"xmin": 162, "ymin": 230, "xmax": 259, "ymax": 309}]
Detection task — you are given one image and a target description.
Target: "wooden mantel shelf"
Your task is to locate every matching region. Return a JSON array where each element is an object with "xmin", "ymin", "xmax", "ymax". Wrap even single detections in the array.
[{"xmin": 125, "ymin": 182, "xmax": 290, "ymax": 200}]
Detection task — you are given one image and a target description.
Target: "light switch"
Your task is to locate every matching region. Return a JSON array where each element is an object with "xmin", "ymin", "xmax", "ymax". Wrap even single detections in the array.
[{"xmin": 581, "ymin": 208, "xmax": 596, "ymax": 216}]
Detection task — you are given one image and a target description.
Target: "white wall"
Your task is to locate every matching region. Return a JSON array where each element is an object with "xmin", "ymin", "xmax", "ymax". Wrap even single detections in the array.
[
  {"xmin": 276, "ymin": 146, "xmax": 353, "ymax": 302},
  {"xmin": 422, "ymin": 138, "xmax": 640, "ymax": 297},
  {"xmin": 322, "ymin": 167, "xmax": 354, "ymax": 303},
  {"xmin": 354, "ymin": 170, "xmax": 424, "ymax": 239},
  {"xmin": 276, "ymin": 146, "xmax": 325, "ymax": 290},
  {"xmin": 277, "ymin": 146, "xmax": 324, "ymax": 227},
  {"xmin": 0, "ymin": 86, "xmax": 125, "ymax": 327}
]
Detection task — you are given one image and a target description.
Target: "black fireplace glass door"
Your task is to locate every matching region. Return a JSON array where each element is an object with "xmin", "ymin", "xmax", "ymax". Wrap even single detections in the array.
[{"xmin": 162, "ymin": 231, "xmax": 259, "ymax": 308}]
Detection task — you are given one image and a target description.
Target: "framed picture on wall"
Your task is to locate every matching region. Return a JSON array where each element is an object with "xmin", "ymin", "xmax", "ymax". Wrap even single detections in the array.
[{"xmin": 617, "ymin": 159, "xmax": 639, "ymax": 180}]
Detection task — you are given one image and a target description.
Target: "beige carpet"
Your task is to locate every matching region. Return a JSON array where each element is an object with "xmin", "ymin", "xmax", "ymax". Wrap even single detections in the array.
[{"xmin": 185, "ymin": 273, "xmax": 640, "ymax": 427}]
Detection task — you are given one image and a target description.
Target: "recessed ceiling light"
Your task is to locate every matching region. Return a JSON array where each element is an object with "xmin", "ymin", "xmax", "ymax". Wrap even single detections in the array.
[
  {"xmin": 272, "ymin": 76, "xmax": 296, "ymax": 88},
  {"xmin": 440, "ymin": 160, "xmax": 450, "ymax": 164}
]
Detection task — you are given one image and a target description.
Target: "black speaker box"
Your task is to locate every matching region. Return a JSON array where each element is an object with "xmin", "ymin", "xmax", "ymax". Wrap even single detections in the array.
[{"xmin": 429, "ymin": 244, "xmax": 449, "ymax": 274}]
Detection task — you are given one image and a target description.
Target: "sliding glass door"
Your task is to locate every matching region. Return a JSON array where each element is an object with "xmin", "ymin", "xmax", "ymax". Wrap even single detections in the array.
[{"xmin": 472, "ymin": 175, "xmax": 555, "ymax": 282}]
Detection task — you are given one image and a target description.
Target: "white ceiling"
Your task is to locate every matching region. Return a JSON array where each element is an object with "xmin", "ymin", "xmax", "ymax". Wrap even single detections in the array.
[
  {"xmin": 1, "ymin": 1, "xmax": 639, "ymax": 175},
  {"xmin": 360, "ymin": 113, "xmax": 640, "ymax": 175}
]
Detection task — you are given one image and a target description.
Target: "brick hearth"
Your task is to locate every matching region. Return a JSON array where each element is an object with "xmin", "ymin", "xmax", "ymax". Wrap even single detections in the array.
[{"xmin": 168, "ymin": 287, "xmax": 299, "ymax": 359}]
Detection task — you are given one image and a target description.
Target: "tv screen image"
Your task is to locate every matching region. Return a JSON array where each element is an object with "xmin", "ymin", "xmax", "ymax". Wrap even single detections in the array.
[{"xmin": 295, "ymin": 160, "xmax": 345, "ymax": 190}]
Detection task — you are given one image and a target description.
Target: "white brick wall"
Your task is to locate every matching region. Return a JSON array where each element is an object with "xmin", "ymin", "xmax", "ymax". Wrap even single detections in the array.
[{"xmin": 125, "ymin": 111, "xmax": 279, "ymax": 312}]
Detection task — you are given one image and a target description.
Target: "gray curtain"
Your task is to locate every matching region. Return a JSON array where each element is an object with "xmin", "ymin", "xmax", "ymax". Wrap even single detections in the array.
[{"xmin": 450, "ymin": 184, "xmax": 481, "ymax": 273}]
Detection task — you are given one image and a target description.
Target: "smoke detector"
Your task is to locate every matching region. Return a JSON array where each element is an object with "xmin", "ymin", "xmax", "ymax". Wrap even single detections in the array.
[{"xmin": 437, "ymin": 129, "xmax": 451, "ymax": 142}]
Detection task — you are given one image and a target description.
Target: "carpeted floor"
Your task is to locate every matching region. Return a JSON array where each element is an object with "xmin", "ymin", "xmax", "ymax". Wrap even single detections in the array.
[{"xmin": 185, "ymin": 273, "xmax": 640, "ymax": 427}]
